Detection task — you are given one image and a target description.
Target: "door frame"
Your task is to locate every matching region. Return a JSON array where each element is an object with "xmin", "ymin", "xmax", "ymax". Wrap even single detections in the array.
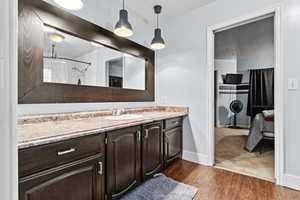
[
  {"xmin": 207, "ymin": 6, "xmax": 284, "ymax": 184},
  {"xmin": 1, "ymin": 0, "xmax": 18, "ymax": 198}
]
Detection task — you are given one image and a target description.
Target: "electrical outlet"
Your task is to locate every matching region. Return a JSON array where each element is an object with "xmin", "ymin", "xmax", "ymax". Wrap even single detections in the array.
[{"xmin": 0, "ymin": 59, "xmax": 4, "ymax": 90}]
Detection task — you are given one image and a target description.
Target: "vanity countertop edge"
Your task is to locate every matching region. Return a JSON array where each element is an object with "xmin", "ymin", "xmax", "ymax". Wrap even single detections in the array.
[{"xmin": 18, "ymin": 106, "xmax": 188, "ymax": 150}]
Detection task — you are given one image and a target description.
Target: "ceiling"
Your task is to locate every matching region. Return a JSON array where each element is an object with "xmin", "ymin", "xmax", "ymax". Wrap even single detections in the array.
[
  {"xmin": 215, "ymin": 17, "xmax": 274, "ymax": 60},
  {"xmin": 126, "ymin": 0, "xmax": 216, "ymax": 24}
]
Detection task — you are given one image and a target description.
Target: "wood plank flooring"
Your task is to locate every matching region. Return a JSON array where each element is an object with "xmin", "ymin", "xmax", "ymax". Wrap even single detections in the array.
[{"xmin": 164, "ymin": 160, "xmax": 300, "ymax": 200}]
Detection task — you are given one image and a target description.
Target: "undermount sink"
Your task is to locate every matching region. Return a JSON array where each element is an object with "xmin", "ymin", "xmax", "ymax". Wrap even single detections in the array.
[{"xmin": 104, "ymin": 114, "xmax": 143, "ymax": 120}]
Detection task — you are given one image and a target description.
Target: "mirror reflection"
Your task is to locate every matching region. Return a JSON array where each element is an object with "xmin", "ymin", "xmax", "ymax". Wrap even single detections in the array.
[{"xmin": 43, "ymin": 25, "xmax": 146, "ymax": 90}]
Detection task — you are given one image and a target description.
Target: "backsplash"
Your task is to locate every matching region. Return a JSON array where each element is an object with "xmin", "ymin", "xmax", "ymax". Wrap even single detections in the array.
[{"xmin": 17, "ymin": 102, "xmax": 157, "ymax": 116}]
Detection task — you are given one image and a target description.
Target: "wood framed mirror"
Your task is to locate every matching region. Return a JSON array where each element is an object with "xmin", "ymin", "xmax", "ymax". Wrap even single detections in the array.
[{"xmin": 18, "ymin": 0, "xmax": 155, "ymax": 103}]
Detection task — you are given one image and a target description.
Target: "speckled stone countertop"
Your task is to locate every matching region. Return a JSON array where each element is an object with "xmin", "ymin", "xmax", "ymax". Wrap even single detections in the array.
[{"xmin": 18, "ymin": 106, "xmax": 188, "ymax": 149}]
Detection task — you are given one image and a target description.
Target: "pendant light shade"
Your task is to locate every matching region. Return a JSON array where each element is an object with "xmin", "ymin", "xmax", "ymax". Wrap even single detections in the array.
[
  {"xmin": 151, "ymin": 28, "xmax": 165, "ymax": 49},
  {"xmin": 114, "ymin": 0, "xmax": 133, "ymax": 37},
  {"xmin": 151, "ymin": 5, "xmax": 165, "ymax": 50}
]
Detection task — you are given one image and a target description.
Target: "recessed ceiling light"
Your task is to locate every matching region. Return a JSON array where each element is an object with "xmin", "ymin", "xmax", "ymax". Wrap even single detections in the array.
[
  {"xmin": 90, "ymin": 41, "xmax": 103, "ymax": 48},
  {"xmin": 54, "ymin": 0, "xmax": 84, "ymax": 11}
]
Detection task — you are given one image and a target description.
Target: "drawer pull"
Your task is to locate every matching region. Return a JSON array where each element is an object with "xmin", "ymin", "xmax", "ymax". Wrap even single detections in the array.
[
  {"xmin": 57, "ymin": 148, "xmax": 76, "ymax": 156},
  {"xmin": 98, "ymin": 162, "xmax": 103, "ymax": 175},
  {"xmin": 145, "ymin": 129, "xmax": 149, "ymax": 139},
  {"xmin": 137, "ymin": 131, "xmax": 141, "ymax": 141}
]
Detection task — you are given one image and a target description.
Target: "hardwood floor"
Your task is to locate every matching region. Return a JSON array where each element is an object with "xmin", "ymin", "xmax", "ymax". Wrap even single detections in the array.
[{"xmin": 164, "ymin": 160, "xmax": 300, "ymax": 200}]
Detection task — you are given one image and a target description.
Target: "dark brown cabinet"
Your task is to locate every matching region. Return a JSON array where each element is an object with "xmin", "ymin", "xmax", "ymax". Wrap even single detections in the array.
[
  {"xmin": 19, "ymin": 154, "xmax": 105, "ymax": 200},
  {"xmin": 19, "ymin": 134, "xmax": 105, "ymax": 177},
  {"xmin": 164, "ymin": 118, "xmax": 183, "ymax": 166},
  {"xmin": 106, "ymin": 126, "xmax": 141, "ymax": 200},
  {"xmin": 19, "ymin": 117, "xmax": 184, "ymax": 200},
  {"xmin": 142, "ymin": 122, "xmax": 164, "ymax": 181}
]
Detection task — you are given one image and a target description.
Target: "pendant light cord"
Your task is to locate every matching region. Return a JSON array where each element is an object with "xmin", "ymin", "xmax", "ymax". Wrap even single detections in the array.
[
  {"xmin": 123, "ymin": 0, "xmax": 125, "ymax": 9},
  {"xmin": 157, "ymin": 14, "xmax": 159, "ymax": 28},
  {"xmin": 51, "ymin": 44, "xmax": 55, "ymax": 58}
]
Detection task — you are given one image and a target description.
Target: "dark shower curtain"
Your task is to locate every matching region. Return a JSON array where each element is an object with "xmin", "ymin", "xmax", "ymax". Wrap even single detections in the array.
[{"xmin": 247, "ymin": 68, "xmax": 274, "ymax": 117}]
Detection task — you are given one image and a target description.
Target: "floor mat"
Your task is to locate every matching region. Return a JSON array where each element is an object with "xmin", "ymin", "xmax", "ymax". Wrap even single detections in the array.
[{"xmin": 121, "ymin": 173, "xmax": 198, "ymax": 200}]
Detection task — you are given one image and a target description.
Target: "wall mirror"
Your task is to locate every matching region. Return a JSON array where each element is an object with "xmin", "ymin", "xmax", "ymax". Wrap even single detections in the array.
[
  {"xmin": 19, "ymin": 0, "xmax": 154, "ymax": 103},
  {"xmin": 43, "ymin": 27, "xmax": 146, "ymax": 90}
]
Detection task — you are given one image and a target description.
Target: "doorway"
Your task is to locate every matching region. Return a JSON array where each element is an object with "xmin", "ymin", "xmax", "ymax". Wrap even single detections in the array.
[{"xmin": 207, "ymin": 7, "xmax": 284, "ymax": 184}]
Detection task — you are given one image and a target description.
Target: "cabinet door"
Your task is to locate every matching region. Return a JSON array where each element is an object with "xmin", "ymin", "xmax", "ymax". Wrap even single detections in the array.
[
  {"xmin": 106, "ymin": 126, "xmax": 141, "ymax": 200},
  {"xmin": 19, "ymin": 155, "xmax": 105, "ymax": 200},
  {"xmin": 142, "ymin": 122, "xmax": 163, "ymax": 180},
  {"xmin": 164, "ymin": 127, "xmax": 183, "ymax": 166}
]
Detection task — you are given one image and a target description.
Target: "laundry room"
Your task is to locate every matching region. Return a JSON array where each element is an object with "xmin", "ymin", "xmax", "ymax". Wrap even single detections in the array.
[{"xmin": 213, "ymin": 16, "xmax": 275, "ymax": 181}]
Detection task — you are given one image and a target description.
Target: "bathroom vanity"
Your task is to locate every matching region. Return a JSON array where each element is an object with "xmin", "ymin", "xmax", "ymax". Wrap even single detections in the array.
[
  {"xmin": 17, "ymin": 1, "xmax": 187, "ymax": 199},
  {"xmin": 18, "ymin": 107, "xmax": 187, "ymax": 200}
]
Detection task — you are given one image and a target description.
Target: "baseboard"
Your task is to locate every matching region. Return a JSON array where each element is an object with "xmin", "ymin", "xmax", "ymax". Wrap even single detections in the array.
[
  {"xmin": 216, "ymin": 125, "xmax": 250, "ymax": 129},
  {"xmin": 282, "ymin": 174, "xmax": 300, "ymax": 191},
  {"xmin": 182, "ymin": 150, "xmax": 209, "ymax": 166}
]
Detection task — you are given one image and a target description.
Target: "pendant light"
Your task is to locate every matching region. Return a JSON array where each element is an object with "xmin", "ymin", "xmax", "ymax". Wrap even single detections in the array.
[
  {"xmin": 151, "ymin": 5, "xmax": 165, "ymax": 50},
  {"xmin": 54, "ymin": 0, "xmax": 83, "ymax": 11},
  {"xmin": 114, "ymin": 0, "xmax": 133, "ymax": 37}
]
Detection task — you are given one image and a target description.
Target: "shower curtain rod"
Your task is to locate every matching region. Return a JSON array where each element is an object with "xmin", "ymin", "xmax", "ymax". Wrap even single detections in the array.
[
  {"xmin": 44, "ymin": 44, "xmax": 92, "ymax": 66},
  {"xmin": 43, "ymin": 56, "xmax": 92, "ymax": 66},
  {"xmin": 240, "ymin": 67, "xmax": 274, "ymax": 72}
]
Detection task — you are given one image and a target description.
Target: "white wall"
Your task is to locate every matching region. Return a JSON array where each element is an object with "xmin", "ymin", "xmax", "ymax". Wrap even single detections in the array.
[
  {"xmin": 44, "ymin": 0, "xmax": 152, "ymax": 47},
  {"xmin": 44, "ymin": 59, "xmax": 86, "ymax": 85},
  {"xmin": 0, "ymin": 0, "xmax": 18, "ymax": 199},
  {"xmin": 77, "ymin": 50, "xmax": 99, "ymax": 86},
  {"xmin": 214, "ymin": 59, "xmax": 237, "ymax": 83},
  {"xmin": 156, "ymin": 0, "xmax": 300, "ymax": 180},
  {"xmin": 18, "ymin": 0, "xmax": 155, "ymax": 116},
  {"xmin": 123, "ymin": 56, "xmax": 146, "ymax": 90},
  {"xmin": 78, "ymin": 47, "xmax": 123, "ymax": 87}
]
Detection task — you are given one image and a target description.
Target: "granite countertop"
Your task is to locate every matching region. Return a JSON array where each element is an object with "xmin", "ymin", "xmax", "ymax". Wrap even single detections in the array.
[{"xmin": 18, "ymin": 106, "xmax": 188, "ymax": 149}]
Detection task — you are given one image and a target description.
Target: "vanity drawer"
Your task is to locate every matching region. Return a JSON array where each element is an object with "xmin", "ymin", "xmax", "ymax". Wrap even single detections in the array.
[
  {"xmin": 19, "ymin": 134, "xmax": 105, "ymax": 177},
  {"xmin": 164, "ymin": 117, "xmax": 183, "ymax": 131}
]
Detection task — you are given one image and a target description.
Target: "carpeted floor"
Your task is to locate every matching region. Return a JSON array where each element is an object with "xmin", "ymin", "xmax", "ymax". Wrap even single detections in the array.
[{"xmin": 215, "ymin": 128, "xmax": 275, "ymax": 181}]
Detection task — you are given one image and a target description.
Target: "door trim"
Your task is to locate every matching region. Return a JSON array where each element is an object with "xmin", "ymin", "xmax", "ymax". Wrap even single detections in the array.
[
  {"xmin": 207, "ymin": 6, "xmax": 284, "ymax": 185},
  {"xmin": 1, "ymin": 0, "xmax": 18, "ymax": 198}
]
